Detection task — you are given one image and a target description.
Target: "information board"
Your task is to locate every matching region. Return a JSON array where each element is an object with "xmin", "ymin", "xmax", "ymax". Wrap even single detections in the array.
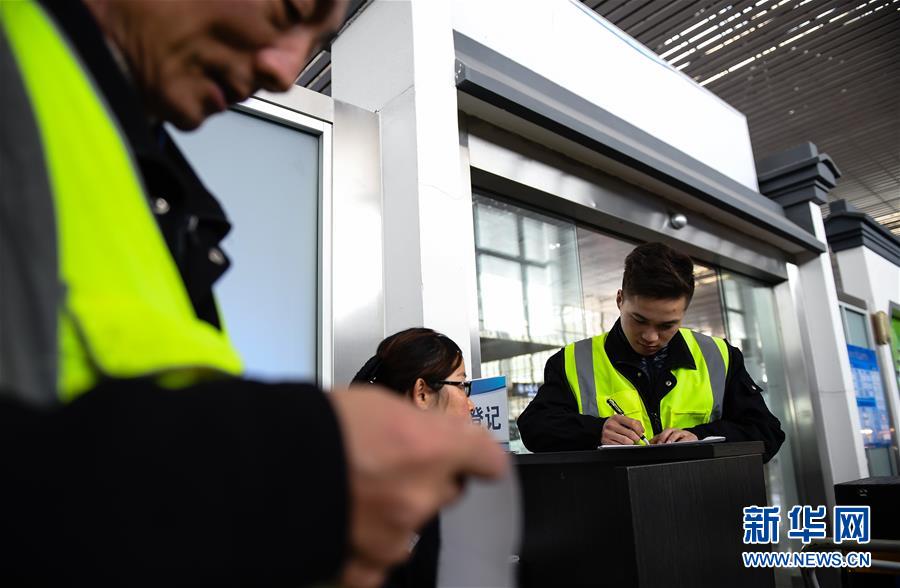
[
  {"xmin": 847, "ymin": 344, "xmax": 892, "ymax": 448},
  {"xmin": 469, "ymin": 376, "xmax": 509, "ymax": 448}
]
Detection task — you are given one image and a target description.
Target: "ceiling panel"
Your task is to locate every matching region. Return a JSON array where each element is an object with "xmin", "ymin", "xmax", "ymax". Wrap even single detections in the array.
[{"xmin": 589, "ymin": 0, "xmax": 900, "ymax": 235}]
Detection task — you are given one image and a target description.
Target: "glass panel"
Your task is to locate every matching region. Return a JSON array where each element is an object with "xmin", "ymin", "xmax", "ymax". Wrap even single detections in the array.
[
  {"xmin": 474, "ymin": 201, "xmax": 519, "ymax": 257},
  {"xmin": 844, "ymin": 308, "xmax": 870, "ymax": 348},
  {"xmin": 478, "ymin": 254, "xmax": 527, "ymax": 340},
  {"xmin": 721, "ymin": 272, "xmax": 800, "ymax": 557},
  {"xmin": 728, "ymin": 312, "xmax": 747, "ymax": 344},
  {"xmin": 474, "ymin": 194, "xmax": 584, "ymax": 452},
  {"xmin": 170, "ymin": 110, "xmax": 319, "ymax": 382},
  {"xmin": 526, "ymin": 265, "xmax": 558, "ymax": 341},
  {"xmin": 522, "ymin": 217, "xmax": 550, "ymax": 263},
  {"xmin": 723, "ymin": 279, "xmax": 742, "ymax": 311},
  {"xmin": 684, "ymin": 263, "xmax": 727, "ymax": 338},
  {"xmin": 576, "ymin": 227, "xmax": 636, "ymax": 335}
]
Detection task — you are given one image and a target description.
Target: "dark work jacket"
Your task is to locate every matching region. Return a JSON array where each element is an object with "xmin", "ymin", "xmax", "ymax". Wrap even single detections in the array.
[
  {"xmin": 517, "ymin": 320, "xmax": 785, "ymax": 462},
  {"xmin": 0, "ymin": 1, "xmax": 347, "ymax": 585}
]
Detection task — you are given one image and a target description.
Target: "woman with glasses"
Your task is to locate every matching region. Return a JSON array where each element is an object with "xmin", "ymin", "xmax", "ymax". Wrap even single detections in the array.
[
  {"xmin": 352, "ymin": 327, "xmax": 474, "ymax": 419},
  {"xmin": 352, "ymin": 327, "xmax": 474, "ymax": 588}
]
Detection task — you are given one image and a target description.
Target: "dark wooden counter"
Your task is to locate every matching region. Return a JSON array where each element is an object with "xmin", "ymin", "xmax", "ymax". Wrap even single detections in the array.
[{"xmin": 515, "ymin": 441, "xmax": 774, "ymax": 588}]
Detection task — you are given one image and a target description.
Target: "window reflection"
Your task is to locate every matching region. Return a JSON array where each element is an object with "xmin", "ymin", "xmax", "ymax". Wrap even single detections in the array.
[
  {"xmin": 577, "ymin": 227, "xmax": 635, "ymax": 336},
  {"xmin": 474, "ymin": 195, "xmax": 585, "ymax": 450},
  {"xmin": 684, "ymin": 263, "xmax": 727, "ymax": 338},
  {"xmin": 474, "ymin": 195, "xmax": 585, "ymax": 351},
  {"xmin": 479, "ymin": 255, "xmax": 528, "ymax": 340}
]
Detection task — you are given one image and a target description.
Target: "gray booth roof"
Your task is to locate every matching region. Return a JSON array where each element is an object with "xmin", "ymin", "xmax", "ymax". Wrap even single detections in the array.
[
  {"xmin": 301, "ymin": 0, "xmax": 899, "ymax": 237},
  {"xmin": 826, "ymin": 200, "xmax": 900, "ymax": 268},
  {"xmin": 453, "ymin": 32, "xmax": 825, "ymax": 257}
]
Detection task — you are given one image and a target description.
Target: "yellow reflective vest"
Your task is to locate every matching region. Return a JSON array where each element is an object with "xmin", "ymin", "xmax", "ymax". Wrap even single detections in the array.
[
  {"xmin": 563, "ymin": 329, "xmax": 729, "ymax": 439},
  {"xmin": 1, "ymin": 0, "xmax": 242, "ymax": 403}
]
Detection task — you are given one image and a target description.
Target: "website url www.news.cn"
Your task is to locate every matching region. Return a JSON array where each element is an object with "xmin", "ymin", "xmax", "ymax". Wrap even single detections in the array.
[{"xmin": 743, "ymin": 551, "xmax": 872, "ymax": 569}]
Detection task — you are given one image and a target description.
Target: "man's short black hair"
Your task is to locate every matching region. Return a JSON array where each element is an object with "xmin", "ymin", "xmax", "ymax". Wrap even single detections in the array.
[{"xmin": 622, "ymin": 242, "xmax": 695, "ymax": 303}]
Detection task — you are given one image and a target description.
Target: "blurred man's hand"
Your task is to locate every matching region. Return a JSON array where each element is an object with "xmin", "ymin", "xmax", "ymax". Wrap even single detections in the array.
[{"xmin": 329, "ymin": 387, "xmax": 509, "ymax": 588}]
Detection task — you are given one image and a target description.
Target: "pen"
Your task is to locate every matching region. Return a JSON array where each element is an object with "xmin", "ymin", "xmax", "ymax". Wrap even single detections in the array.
[{"xmin": 606, "ymin": 398, "xmax": 650, "ymax": 445}]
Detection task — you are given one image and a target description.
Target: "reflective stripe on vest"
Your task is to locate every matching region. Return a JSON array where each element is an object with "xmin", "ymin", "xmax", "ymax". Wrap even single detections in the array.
[
  {"xmin": 563, "ymin": 329, "xmax": 729, "ymax": 438},
  {"xmin": 1, "ymin": 0, "xmax": 243, "ymax": 403}
]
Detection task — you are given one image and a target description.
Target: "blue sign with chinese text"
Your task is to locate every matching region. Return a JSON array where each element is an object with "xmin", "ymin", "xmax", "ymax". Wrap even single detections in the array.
[
  {"xmin": 847, "ymin": 345, "xmax": 892, "ymax": 448},
  {"xmin": 469, "ymin": 376, "xmax": 509, "ymax": 448}
]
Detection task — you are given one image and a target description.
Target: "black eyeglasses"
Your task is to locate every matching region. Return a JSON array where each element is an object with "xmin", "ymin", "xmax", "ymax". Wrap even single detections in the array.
[{"xmin": 431, "ymin": 380, "xmax": 472, "ymax": 397}]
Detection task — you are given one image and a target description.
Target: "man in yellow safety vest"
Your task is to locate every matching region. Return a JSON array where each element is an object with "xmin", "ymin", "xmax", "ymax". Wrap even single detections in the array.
[
  {"xmin": 0, "ymin": 1, "xmax": 507, "ymax": 586},
  {"xmin": 518, "ymin": 242, "xmax": 784, "ymax": 461}
]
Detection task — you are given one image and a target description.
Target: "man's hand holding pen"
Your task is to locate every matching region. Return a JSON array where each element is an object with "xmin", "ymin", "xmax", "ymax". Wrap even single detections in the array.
[
  {"xmin": 602, "ymin": 397, "xmax": 651, "ymax": 445},
  {"xmin": 600, "ymin": 414, "xmax": 647, "ymax": 446}
]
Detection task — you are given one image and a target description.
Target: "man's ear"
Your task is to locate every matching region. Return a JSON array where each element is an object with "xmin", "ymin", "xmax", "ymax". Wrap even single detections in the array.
[{"xmin": 616, "ymin": 289, "xmax": 624, "ymax": 310}]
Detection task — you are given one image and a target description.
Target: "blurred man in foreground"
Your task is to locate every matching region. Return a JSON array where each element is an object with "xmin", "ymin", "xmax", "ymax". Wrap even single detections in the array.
[{"xmin": 0, "ymin": 1, "xmax": 507, "ymax": 586}]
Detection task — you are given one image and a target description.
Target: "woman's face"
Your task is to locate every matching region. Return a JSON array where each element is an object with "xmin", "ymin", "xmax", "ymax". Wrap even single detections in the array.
[
  {"xmin": 440, "ymin": 361, "xmax": 475, "ymax": 419},
  {"xmin": 412, "ymin": 360, "xmax": 474, "ymax": 420}
]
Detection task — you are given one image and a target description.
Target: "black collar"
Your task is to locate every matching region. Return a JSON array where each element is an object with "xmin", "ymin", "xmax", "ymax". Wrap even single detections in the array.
[{"xmin": 605, "ymin": 319, "xmax": 696, "ymax": 371}]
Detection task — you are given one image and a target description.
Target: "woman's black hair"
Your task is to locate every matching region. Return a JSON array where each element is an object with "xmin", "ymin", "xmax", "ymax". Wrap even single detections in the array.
[
  {"xmin": 354, "ymin": 354, "xmax": 383, "ymax": 385},
  {"xmin": 351, "ymin": 328, "xmax": 463, "ymax": 396}
]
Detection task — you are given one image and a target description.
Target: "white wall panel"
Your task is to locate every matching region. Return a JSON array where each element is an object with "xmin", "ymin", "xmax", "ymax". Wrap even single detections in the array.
[{"xmin": 451, "ymin": 0, "xmax": 759, "ymax": 191}]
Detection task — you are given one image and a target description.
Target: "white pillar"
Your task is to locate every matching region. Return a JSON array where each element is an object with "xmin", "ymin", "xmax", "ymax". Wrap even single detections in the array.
[
  {"xmin": 788, "ymin": 203, "xmax": 868, "ymax": 489},
  {"xmin": 331, "ymin": 0, "xmax": 479, "ymax": 370},
  {"xmin": 758, "ymin": 144, "xmax": 869, "ymax": 498},
  {"xmin": 332, "ymin": 6, "xmax": 516, "ymax": 586}
]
